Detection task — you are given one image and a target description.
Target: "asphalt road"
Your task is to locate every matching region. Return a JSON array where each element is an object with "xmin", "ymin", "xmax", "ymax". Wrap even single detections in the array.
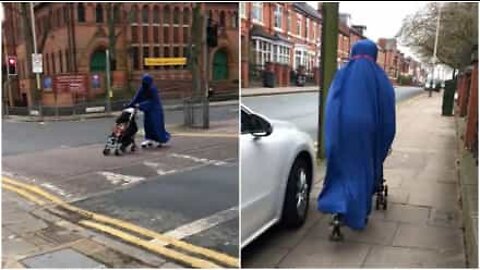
[
  {"xmin": 2, "ymin": 104, "xmax": 240, "ymax": 264},
  {"xmin": 242, "ymin": 86, "xmax": 425, "ymax": 140},
  {"xmin": 2, "ymin": 104, "xmax": 238, "ymax": 156}
]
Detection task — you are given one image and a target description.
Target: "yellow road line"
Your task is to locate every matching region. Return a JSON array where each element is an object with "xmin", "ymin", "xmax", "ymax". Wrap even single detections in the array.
[
  {"xmin": 2, "ymin": 183, "xmax": 46, "ymax": 206},
  {"xmin": 2, "ymin": 176, "xmax": 239, "ymax": 268},
  {"xmin": 80, "ymin": 220, "xmax": 221, "ymax": 269}
]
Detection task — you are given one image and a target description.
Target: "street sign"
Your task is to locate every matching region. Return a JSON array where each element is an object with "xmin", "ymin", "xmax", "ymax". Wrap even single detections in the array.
[
  {"xmin": 53, "ymin": 74, "xmax": 88, "ymax": 94},
  {"xmin": 32, "ymin": 53, "xmax": 43, "ymax": 73},
  {"xmin": 144, "ymin": 57, "xmax": 187, "ymax": 66}
]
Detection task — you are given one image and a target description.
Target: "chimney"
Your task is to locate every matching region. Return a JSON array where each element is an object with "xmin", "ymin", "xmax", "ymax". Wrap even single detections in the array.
[{"xmin": 352, "ymin": 25, "xmax": 367, "ymax": 36}]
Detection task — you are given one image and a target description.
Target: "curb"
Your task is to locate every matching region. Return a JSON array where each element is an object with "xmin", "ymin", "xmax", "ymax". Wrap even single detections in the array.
[
  {"xmin": 241, "ymin": 88, "xmax": 319, "ymax": 97},
  {"xmin": 3, "ymin": 100, "xmax": 239, "ymax": 123}
]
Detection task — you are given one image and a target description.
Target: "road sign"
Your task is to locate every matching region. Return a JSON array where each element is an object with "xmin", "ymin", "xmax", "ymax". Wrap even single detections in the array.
[
  {"xmin": 32, "ymin": 54, "xmax": 43, "ymax": 73},
  {"xmin": 144, "ymin": 57, "xmax": 187, "ymax": 66}
]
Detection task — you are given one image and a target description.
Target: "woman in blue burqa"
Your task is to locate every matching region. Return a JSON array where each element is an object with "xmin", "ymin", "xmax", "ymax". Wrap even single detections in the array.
[
  {"xmin": 127, "ymin": 74, "xmax": 170, "ymax": 148},
  {"xmin": 317, "ymin": 39, "xmax": 396, "ymax": 230}
]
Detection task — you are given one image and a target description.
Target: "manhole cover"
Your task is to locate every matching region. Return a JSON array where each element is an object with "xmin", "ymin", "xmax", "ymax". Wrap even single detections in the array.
[{"xmin": 21, "ymin": 248, "xmax": 106, "ymax": 268}]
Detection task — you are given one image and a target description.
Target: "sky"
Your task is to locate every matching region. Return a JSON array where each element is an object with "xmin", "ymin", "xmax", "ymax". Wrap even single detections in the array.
[{"xmin": 322, "ymin": 2, "xmax": 429, "ymax": 60}]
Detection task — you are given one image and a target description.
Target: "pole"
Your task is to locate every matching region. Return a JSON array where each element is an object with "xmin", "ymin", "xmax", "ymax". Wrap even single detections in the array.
[
  {"xmin": 106, "ymin": 49, "xmax": 112, "ymax": 113},
  {"xmin": 317, "ymin": 3, "xmax": 339, "ymax": 159},
  {"xmin": 30, "ymin": 3, "xmax": 42, "ymax": 117},
  {"xmin": 202, "ymin": 14, "xmax": 210, "ymax": 129}
]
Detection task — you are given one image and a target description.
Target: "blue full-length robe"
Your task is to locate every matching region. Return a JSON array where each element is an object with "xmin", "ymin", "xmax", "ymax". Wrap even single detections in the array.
[
  {"xmin": 127, "ymin": 74, "xmax": 170, "ymax": 143},
  {"xmin": 317, "ymin": 40, "xmax": 396, "ymax": 230}
]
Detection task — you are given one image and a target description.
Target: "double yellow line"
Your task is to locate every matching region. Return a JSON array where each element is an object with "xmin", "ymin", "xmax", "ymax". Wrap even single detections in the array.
[{"xmin": 2, "ymin": 177, "xmax": 239, "ymax": 268}]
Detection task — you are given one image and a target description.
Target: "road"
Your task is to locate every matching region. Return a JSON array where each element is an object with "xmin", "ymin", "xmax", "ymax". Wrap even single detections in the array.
[
  {"xmin": 2, "ymin": 104, "xmax": 239, "ymax": 267},
  {"xmin": 242, "ymin": 86, "xmax": 425, "ymax": 140}
]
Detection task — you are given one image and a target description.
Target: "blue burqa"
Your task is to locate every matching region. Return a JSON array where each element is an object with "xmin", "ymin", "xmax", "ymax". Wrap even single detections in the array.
[
  {"xmin": 127, "ymin": 74, "xmax": 170, "ymax": 143},
  {"xmin": 317, "ymin": 39, "xmax": 396, "ymax": 230}
]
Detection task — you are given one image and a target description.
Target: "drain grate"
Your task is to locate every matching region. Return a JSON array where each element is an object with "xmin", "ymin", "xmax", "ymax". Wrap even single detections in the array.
[{"xmin": 21, "ymin": 248, "xmax": 106, "ymax": 268}]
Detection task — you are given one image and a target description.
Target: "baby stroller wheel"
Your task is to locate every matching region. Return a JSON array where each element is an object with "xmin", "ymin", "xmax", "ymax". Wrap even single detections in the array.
[
  {"xmin": 329, "ymin": 214, "xmax": 344, "ymax": 241},
  {"xmin": 114, "ymin": 149, "xmax": 121, "ymax": 156},
  {"xmin": 383, "ymin": 198, "xmax": 388, "ymax": 210},
  {"xmin": 375, "ymin": 196, "xmax": 381, "ymax": 210},
  {"xmin": 384, "ymin": 185, "xmax": 388, "ymax": 197},
  {"xmin": 131, "ymin": 144, "xmax": 136, "ymax": 152},
  {"xmin": 103, "ymin": 148, "xmax": 110, "ymax": 156}
]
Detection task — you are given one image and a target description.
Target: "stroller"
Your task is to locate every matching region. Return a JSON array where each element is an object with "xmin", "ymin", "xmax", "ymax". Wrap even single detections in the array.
[
  {"xmin": 329, "ymin": 148, "xmax": 392, "ymax": 241},
  {"xmin": 103, "ymin": 107, "xmax": 138, "ymax": 156}
]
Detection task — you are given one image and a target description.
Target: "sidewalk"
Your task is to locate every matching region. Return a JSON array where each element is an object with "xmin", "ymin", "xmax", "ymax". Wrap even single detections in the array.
[
  {"xmin": 2, "ymin": 190, "xmax": 181, "ymax": 268},
  {"xmin": 241, "ymin": 86, "xmax": 318, "ymax": 97},
  {"xmin": 244, "ymin": 91, "xmax": 469, "ymax": 268}
]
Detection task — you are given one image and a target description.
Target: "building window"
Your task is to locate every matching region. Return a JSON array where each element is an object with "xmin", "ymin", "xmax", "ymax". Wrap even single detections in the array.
[
  {"xmin": 163, "ymin": 6, "xmax": 171, "ymax": 25},
  {"xmin": 132, "ymin": 47, "xmax": 139, "ymax": 70},
  {"xmin": 305, "ymin": 18, "xmax": 309, "ymax": 39},
  {"xmin": 173, "ymin": 27, "xmax": 180, "ymax": 44},
  {"xmin": 143, "ymin": 46, "xmax": 149, "ymax": 69},
  {"xmin": 253, "ymin": 38, "xmax": 272, "ymax": 69},
  {"xmin": 154, "ymin": 26, "xmax": 159, "ymax": 43},
  {"xmin": 65, "ymin": 49, "xmax": 70, "ymax": 72},
  {"xmin": 232, "ymin": 12, "xmax": 238, "ymax": 28},
  {"xmin": 77, "ymin": 3, "xmax": 85, "ymax": 22},
  {"xmin": 131, "ymin": 26, "xmax": 139, "ymax": 43},
  {"xmin": 287, "ymin": 11, "xmax": 291, "ymax": 32},
  {"xmin": 220, "ymin": 11, "xmax": 226, "ymax": 27},
  {"xmin": 173, "ymin": 8, "xmax": 180, "ymax": 25},
  {"xmin": 63, "ymin": 6, "xmax": 69, "ymax": 24},
  {"xmin": 142, "ymin": 6, "xmax": 149, "ymax": 24},
  {"xmin": 153, "ymin": 6, "xmax": 160, "ymax": 24},
  {"xmin": 183, "ymin": 27, "xmax": 189, "ymax": 43},
  {"xmin": 143, "ymin": 26, "xmax": 149, "ymax": 43},
  {"xmin": 163, "ymin": 26, "xmax": 170, "ymax": 43},
  {"xmin": 46, "ymin": 53, "xmax": 50, "ymax": 74},
  {"xmin": 130, "ymin": 6, "xmax": 138, "ymax": 23},
  {"xmin": 51, "ymin": 53, "xmax": 56, "ymax": 74},
  {"xmin": 297, "ymin": 15, "xmax": 301, "ymax": 36},
  {"xmin": 154, "ymin": 47, "xmax": 160, "ymax": 70},
  {"xmin": 183, "ymin": 8, "xmax": 190, "ymax": 25},
  {"xmin": 114, "ymin": 5, "xmax": 121, "ymax": 23},
  {"xmin": 57, "ymin": 9, "xmax": 62, "ymax": 27},
  {"xmin": 240, "ymin": 2, "xmax": 246, "ymax": 18},
  {"xmin": 96, "ymin": 4, "xmax": 104, "ymax": 23},
  {"xmin": 251, "ymin": 2, "xmax": 263, "ymax": 23},
  {"xmin": 274, "ymin": 5, "xmax": 282, "ymax": 29}
]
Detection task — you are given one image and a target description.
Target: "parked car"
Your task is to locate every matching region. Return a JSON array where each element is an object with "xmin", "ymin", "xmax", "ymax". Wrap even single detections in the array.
[{"xmin": 240, "ymin": 105, "xmax": 316, "ymax": 248}]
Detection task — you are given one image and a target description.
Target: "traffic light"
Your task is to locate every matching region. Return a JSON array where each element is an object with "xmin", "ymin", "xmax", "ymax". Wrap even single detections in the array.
[
  {"xmin": 7, "ymin": 56, "xmax": 17, "ymax": 75},
  {"xmin": 206, "ymin": 18, "xmax": 218, "ymax": 48}
]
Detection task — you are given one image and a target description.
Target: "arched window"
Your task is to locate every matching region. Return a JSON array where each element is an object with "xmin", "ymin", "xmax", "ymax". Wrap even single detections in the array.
[
  {"xmin": 173, "ymin": 8, "xmax": 180, "ymax": 24},
  {"xmin": 96, "ymin": 4, "xmax": 104, "ymax": 23},
  {"xmin": 183, "ymin": 8, "xmax": 190, "ymax": 25},
  {"xmin": 130, "ymin": 6, "xmax": 138, "ymax": 23},
  {"xmin": 163, "ymin": 5, "xmax": 171, "ymax": 24},
  {"xmin": 142, "ymin": 6, "xmax": 149, "ymax": 24},
  {"xmin": 220, "ymin": 11, "xmax": 226, "ymax": 27},
  {"xmin": 77, "ymin": 3, "xmax": 85, "ymax": 22},
  {"xmin": 114, "ymin": 5, "xmax": 121, "ymax": 23},
  {"xmin": 153, "ymin": 6, "xmax": 160, "ymax": 24}
]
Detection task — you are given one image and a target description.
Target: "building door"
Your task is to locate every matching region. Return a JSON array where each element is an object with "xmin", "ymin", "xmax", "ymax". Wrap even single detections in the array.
[
  {"xmin": 90, "ymin": 50, "xmax": 107, "ymax": 72},
  {"xmin": 212, "ymin": 49, "xmax": 228, "ymax": 81}
]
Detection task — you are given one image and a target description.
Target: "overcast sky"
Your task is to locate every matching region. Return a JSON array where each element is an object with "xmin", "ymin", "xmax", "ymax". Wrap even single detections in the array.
[{"xmin": 315, "ymin": 2, "xmax": 430, "ymax": 60}]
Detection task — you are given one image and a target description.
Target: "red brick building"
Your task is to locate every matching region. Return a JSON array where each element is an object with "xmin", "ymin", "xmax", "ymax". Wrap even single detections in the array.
[
  {"xmin": 2, "ymin": 3, "xmax": 239, "ymax": 107},
  {"xmin": 241, "ymin": 2, "xmax": 321, "ymax": 88}
]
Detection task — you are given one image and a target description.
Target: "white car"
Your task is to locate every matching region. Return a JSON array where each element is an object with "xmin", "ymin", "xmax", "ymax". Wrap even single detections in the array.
[{"xmin": 241, "ymin": 105, "xmax": 316, "ymax": 248}]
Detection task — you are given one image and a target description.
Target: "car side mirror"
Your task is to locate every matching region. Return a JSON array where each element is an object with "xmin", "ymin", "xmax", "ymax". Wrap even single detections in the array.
[{"xmin": 250, "ymin": 114, "xmax": 273, "ymax": 137}]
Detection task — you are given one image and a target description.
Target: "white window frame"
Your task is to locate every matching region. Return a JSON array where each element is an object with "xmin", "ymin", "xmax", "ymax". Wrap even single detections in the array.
[
  {"xmin": 287, "ymin": 11, "xmax": 291, "ymax": 34},
  {"xmin": 252, "ymin": 2, "xmax": 263, "ymax": 25},
  {"xmin": 274, "ymin": 4, "xmax": 282, "ymax": 31},
  {"xmin": 296, "ymin": 14, "xmax": 301, "ymax": 36},
  {"xmin": 240, "ymin": 2, "xmax": 246, "ymax": 19}
]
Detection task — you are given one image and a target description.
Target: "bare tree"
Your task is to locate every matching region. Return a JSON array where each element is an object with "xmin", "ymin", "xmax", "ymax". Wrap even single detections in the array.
[{"xmin": 397, "ymin": 2, "xmax": 478, "ymax": 71}]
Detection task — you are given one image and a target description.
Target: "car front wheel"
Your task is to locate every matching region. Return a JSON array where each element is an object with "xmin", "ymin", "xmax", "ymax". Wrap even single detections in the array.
[{"xmin": 281, "ymin": 157, "xmax": 311, "ymax": 228}]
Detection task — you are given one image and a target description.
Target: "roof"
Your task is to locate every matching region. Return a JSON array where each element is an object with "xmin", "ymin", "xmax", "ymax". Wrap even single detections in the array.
[{"xmin": 293, "ymin": 2, "xmax": 322, "ymax": 21}]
